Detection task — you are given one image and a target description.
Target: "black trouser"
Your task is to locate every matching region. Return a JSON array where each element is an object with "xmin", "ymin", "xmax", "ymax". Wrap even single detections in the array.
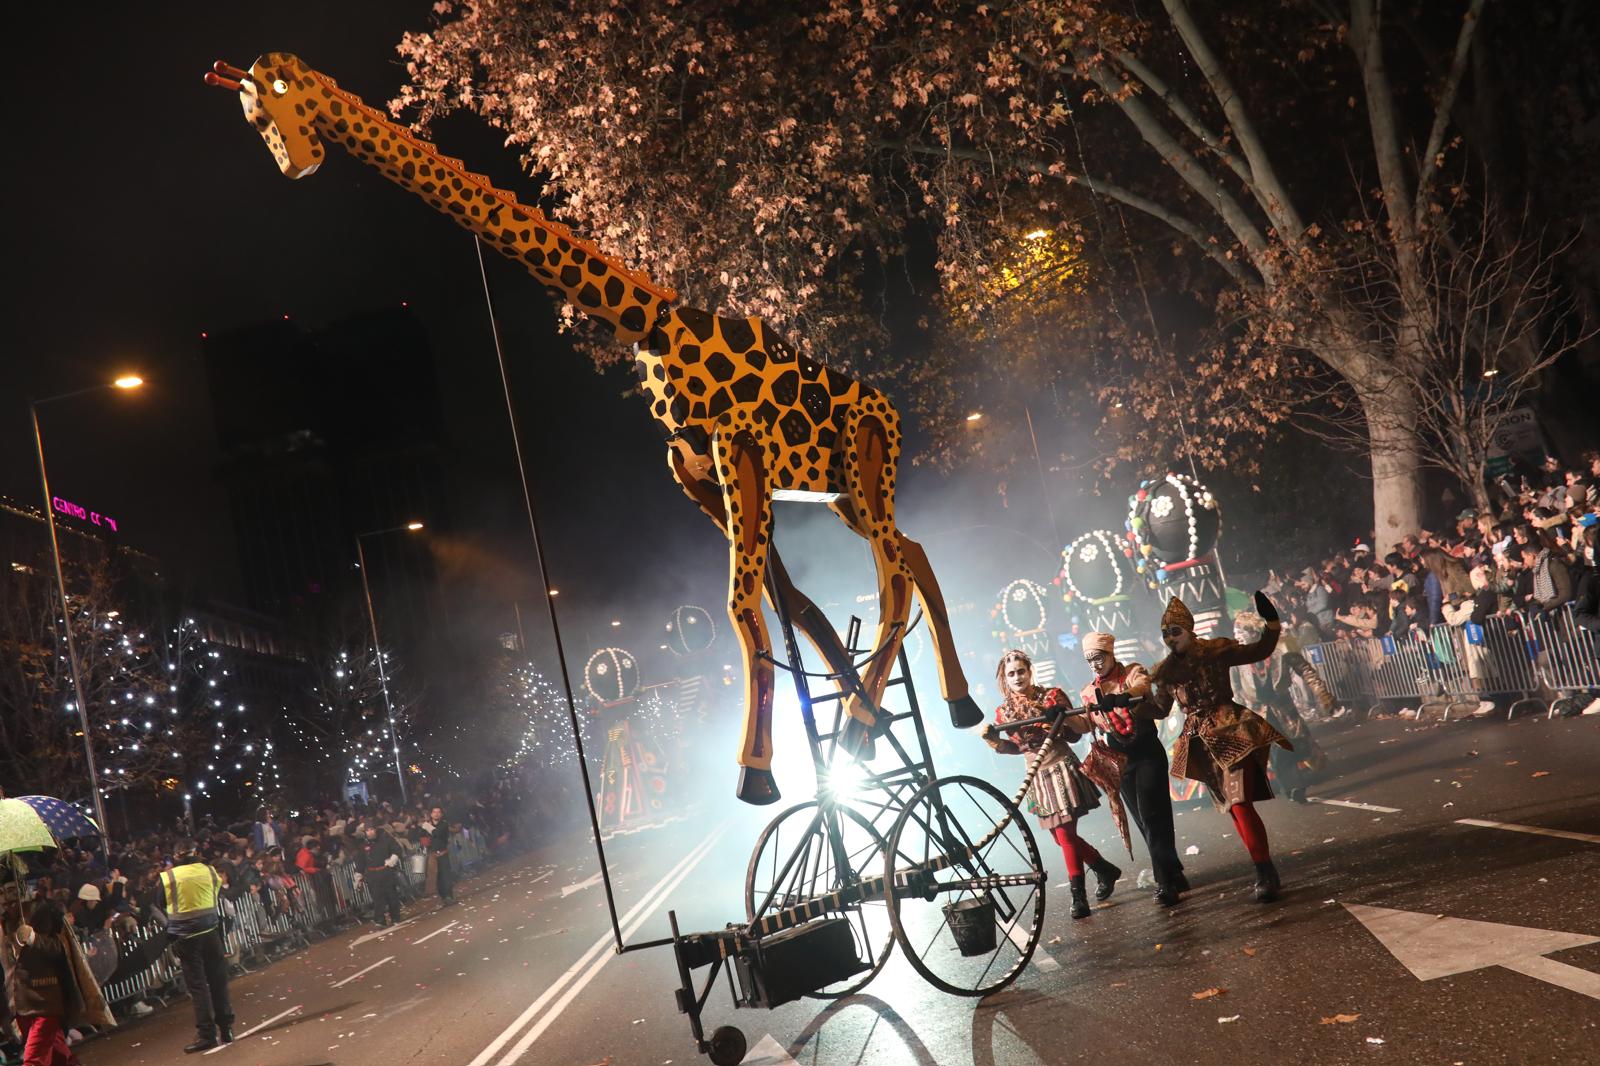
[
  {"xmin": 368, "ymin": 868, "xmax": 403, "ymax": 924},
  {"xmin": 172, "ymin": 926, "xmax": 233, "ymax": 1039},
  {"xmin": 1119, "ymin": 749, "xmax": 1185, "ymax": 887},
  {"xmin": 435, "ymin": 853, "xmax": 455, "ymax": 902}
]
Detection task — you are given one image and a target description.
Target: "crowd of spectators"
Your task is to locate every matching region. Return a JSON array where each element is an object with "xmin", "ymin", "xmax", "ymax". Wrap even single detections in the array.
[{"xmin": 1264, "ymin": 451, "xmax": 1600, "ymax": 647}]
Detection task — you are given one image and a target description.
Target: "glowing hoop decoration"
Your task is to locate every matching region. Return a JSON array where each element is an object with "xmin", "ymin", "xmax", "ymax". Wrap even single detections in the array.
[
  {"xmin": 990, "ymin": 578, "xmax": 1051, "ymax": 640},
  {"xmin": 663, "ymin": 604, "xmax": 716, "ymax": 657},
  {"xmin": 584, "ymin": 647, "xmax": 640, "ymax": 704},
  {"xmin": 1125, "ymin": 472, "xmax": 1221, "ymax": 587},
  {"xmin": 1058, "ymin": 529, "xmax": 1131, "ymax": 605}
]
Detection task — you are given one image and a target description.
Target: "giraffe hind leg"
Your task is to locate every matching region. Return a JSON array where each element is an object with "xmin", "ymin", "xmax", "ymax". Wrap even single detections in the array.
[
  {"xmin": 895, "ymin": 531, "xmax": 984, "ymax": 728},
  {"xmin": 834, "ymin": 404, "xmax": 915, "ymax": 743}
]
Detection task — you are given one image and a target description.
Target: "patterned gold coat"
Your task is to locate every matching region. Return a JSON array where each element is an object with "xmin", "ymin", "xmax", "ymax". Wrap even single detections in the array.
[
  {"xmin": 1152, "ymin": 623, "xmax": 1293, "ymax": 810},
  {"xmin": 984, "ymin": 687, "xmax": 1100, "ymax": 832}
]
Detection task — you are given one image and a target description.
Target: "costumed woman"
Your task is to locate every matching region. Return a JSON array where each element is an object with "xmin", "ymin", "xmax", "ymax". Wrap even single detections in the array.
[
  {"xmin": 981, "ymin": 649, "xmax": 1122, "ymax": 919},
  {"xmin": 1151, "ymin": 593, "xmax": 1293, "ymax": 903},
  {"xmin": 1230, "ymin": 610, "xmax": 1331, "ymax": 804},
  {"xmin": 1077, "ymin": 632, "xmax": 1188, "ymax": 906}
]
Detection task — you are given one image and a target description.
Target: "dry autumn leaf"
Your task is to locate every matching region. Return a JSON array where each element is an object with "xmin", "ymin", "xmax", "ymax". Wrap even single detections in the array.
[
  {"xmin": 1242, "ymin": 946, "xmax": 1257, "ymax": 957},
  {"xmin": 1320, "ymin": 1013, "xmax": 1361, "ymax": 1025},
  {"xmin": 1532, "ymin": 771, "xmax": 1551, "ymax": 778},
  {"xmin": 1193, "ymin": 988, "xmax": 1226, "ymax": 1000}
]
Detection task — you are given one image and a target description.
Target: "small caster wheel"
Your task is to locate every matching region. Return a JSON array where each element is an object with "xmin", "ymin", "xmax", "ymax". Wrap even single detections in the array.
[{"xmin": 707, "ymin": 1024, "xmax": 747, "ymax": 1065}]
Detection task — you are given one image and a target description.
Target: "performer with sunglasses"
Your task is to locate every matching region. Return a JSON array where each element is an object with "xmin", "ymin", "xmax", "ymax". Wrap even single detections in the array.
[
  {"xmin": 1077, "ymin": 633, "xmax": 1188, "ymax": 906},
  {"xmin": 981, "ymin": 649, "xmax": 1122, "ymax": 919},
  {"xmin": 1150, "ymin": 592, "xmax": 1293, "ymax": 902}
]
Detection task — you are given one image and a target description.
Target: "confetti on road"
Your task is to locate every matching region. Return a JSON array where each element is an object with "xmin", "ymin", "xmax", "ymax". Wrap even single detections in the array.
[
  {"xmin": 1320, "ymin": 1013, "xmax": 1361, "ymax": 1025},
  {"xmin": 1218, "ymin": 1015, "xmax": 1241, "ymax": 1024},
  {"xmin": 1192, "ymin": 988, "xmax": 1226, "ymax": 1000},
  {"xmin": 1366, "ymin": 1037, "xmax": 1386, "ymax": 1045},
  {"xmin": 1532, "ymin": 770, "xmax": 1551, "ymax": 777},
  {"xmin": 1241, "ymin": 947, "xmax": 1257, "ymax": 957}
]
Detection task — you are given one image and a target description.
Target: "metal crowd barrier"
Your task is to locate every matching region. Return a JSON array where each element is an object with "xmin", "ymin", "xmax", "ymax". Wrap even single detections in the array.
[
  {"xmin": 1305, "ymin": 602, "xmax": 1600, "ymax": 720},
  {"xmin": 94, "ymin": 835, "xmax": 488, "ymax": 1016}
]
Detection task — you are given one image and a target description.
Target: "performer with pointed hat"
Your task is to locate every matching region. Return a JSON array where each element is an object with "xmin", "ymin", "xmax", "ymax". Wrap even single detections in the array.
[
  {"xmin": 1077, "ymin": 632, "xmax": 1187, "ymax": 906},
  {"xmin": 981, "ymin": 649, "xmax": 1121, "ymax": 919},
  {"xmin": 1150, "ymin": 592, "xmax": 1293, "ymax": 902}
]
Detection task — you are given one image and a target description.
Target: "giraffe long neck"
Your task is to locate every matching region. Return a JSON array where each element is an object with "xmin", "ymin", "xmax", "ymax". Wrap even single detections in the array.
[{"xmin": 303, "ymin": 70, "xmax": 675, "ymax": 345}]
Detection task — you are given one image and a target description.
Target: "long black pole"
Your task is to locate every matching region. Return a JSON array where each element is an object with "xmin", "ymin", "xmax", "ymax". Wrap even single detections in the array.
[{"xmin": 473, "ymin": 237, "xmax": 625, "ymax": 952}]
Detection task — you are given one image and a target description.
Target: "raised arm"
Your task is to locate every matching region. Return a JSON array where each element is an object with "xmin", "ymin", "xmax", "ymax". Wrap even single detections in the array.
[{"xmin": 1217, "ymin": 592, "xmax": 1282, "ymax": 667}]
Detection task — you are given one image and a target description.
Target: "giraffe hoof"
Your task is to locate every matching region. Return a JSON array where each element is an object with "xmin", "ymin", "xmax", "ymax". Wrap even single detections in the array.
[
  {"xmin": 948, "ymin": 694, "xmax": 985, "ymax": 729},
  {"xmin": 838, "ymin": 716, "xmax": 877, "ymax": 761},
  {"xmin": 736, "ymin": 767, "xmax": 781, "ymax": 806}
]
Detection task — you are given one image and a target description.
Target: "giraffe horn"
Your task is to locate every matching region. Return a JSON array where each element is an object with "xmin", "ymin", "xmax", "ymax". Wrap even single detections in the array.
[
  {"xmin": 213, "ymin": 60, "xmax": 250, "ymax": 80},
  {"xmin": 204, "ymin": 70, "xmax": 243, "ymax": 92}
]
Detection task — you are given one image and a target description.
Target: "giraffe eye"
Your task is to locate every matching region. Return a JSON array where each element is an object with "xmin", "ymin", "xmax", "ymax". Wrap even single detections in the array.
[{"xmin": 272, "ymin": 79, "xmax": 289, "ymax": 95}]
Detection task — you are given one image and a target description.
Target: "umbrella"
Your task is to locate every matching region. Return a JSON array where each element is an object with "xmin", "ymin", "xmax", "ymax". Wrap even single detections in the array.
[{"xmin": 0, "ymin": 796, "xmax": 100, "ymax": 855}]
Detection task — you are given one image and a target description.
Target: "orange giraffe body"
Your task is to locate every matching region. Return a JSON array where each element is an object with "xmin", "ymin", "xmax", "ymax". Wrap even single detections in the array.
[{"xmin": 211, "ymin": 53, "xmax": 984, "ymax": 803}]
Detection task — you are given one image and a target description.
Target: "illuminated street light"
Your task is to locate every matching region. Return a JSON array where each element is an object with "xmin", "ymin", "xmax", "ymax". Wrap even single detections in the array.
[
  {"xmin": 610, "ymin": 619, "xmax": 622, "ymax": 627},
  {"xmin": 1024, "ymin": 228, "xmax": 1050, "ymax": 240},
  {"xmin": 965, "ymin": 412, "xmax": 983, "ymax": 423},
  {"xmin": 32, "ymin": 373, "xmax": 149, "ymax": 852},
  {"xmin": 355, "ymin": 519, "xmax": 429, "ymax": 804}
]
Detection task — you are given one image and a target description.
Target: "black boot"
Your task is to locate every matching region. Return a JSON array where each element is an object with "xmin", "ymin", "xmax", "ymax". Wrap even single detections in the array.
[
  {"xmin": 184, "ymin": 1037, "xmax": 220, "ymax": 1054},
  {"xmin": 1088, "ymin": 857, "xmax": 1121, "ymax": 901},
  {"xmin": 1154, "ymin": 882, "xmax": 1181, "ymax": 907},
  {"xmin": 1172, "ymin": 870, "xmax": 1191, "ymax": 892},
  {"xmin": 1068, "ymin": 875, "xmax": 1091, "ymax": 919},
  {"xmin": 220, "ymin": 1025, "xmax": 235, "ymax": 1044},
  {"xmin": 1253, "ymin": 860, "xmax": 1281, "ymax": 903}
]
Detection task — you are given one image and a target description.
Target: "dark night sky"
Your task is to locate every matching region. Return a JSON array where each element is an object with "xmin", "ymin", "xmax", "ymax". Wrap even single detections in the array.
[
  {"xmin": 7, "ymin": 5, "xmax": 1111, "ymax": 687},
  {"xmin": 6, "ymin": 3, "xmax": 743, "ymax": 644}
]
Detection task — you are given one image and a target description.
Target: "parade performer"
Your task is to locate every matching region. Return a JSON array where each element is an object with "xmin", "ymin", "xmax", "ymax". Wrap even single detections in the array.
[
  {"xmin": 981, "ymin": 649, "xmax": 1121, "ymax": 919},
  {"xmin": 1077, "ymin": 632, "xmax": 1188, "ymax": 906},
  {"xmin": 1231, "ymin": 611, "xmax": 1331, "ymax": 804},
  {"xmin": 357, "ymin": 823, "xmax": 406, "ymax": 928},
  {"xmin": 1151, "ymin": 594, "xmax": 1293, "ymax": 902}
]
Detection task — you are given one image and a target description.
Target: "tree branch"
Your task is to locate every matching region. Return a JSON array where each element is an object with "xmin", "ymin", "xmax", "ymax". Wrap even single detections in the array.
[
  {"xmin": 878, "ymin": 139, "xmax": 1257, "ymax": 288},
  {"xmin": 1110, "ymin": 50, "xmax": 1251, "ymax": 184},
  {"xmin": 1077, "ymin": 56, "xmax": 1276, "ymax": 281},
  {"xmin": 1413, "ymin": 0, "xmax": 1489, "ymax": 226},
  {"xmin": 1158, "ymin": 0, "xmax": 1308, "ymax": 241}
]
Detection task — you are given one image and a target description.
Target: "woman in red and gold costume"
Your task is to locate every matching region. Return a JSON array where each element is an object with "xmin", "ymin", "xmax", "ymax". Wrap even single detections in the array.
[
  {"xmin": 981, "ymin": 649, "xmax": 1121, "ymax": 919},
  {"xmin": 1077, "ymin": 632, "xmax": 1187, "ymax": 906},
  {"xmin": 1151, "ymin": 592, "xmax": 1293, "ymax": 902}
]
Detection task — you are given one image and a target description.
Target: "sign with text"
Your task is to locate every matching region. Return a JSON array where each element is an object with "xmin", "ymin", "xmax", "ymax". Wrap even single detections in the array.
[{"xmin": 52, "ymin": 496, "xmax": 118, "ymax": 533}]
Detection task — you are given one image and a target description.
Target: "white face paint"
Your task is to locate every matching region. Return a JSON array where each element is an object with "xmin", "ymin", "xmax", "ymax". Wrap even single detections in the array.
[
  {"xmin": 1003, "ymin": 657, "xmax": 1033, "ymax": 694},
  {"xmin": 1162, "ymin": 624, "xmax": 1195, "ymax": 655},
  {"xmin": 1084, "ymin": 649, "xmax": 1114, "ymax": 678}
]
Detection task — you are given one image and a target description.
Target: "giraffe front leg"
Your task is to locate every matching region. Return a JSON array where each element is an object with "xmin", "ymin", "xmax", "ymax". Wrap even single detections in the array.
[
  {"xmin": 715, "ymin": 425, "xmax": 780, "ymax": 806},
  {"xmin": 895, "ymin": 532, "xmax": 984, "ymax": 728}
]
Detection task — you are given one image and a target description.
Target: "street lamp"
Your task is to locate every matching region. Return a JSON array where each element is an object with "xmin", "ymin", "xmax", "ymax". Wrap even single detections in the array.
[
  {"xmin": 355, "ymin": 520, "xmax": 424, "ymax": 805},
  {"xmin": 31, "ymin": 373, "xmax": 145, "ymax": 849}
]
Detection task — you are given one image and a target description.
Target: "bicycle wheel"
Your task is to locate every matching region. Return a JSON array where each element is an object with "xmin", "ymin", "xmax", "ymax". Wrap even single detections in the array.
[
  {"xmin": 883, "ymin": 774, "xmax": 1045, "ymax": 997},
  {"xmin": 745, "ymin": 799, "xmax": 895, "ymax": 998}
]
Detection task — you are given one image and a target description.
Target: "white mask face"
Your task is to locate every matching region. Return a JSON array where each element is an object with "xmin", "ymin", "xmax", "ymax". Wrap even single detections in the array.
[{"xmin": 1002, "ymin": 658, "xmax": 1033, "ymax": 693}]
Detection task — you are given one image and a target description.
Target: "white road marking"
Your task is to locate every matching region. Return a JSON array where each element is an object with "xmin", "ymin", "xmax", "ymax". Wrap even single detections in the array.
[
  {"xmin": 1344, "ymin": 902, "xmax": 1600, "ymax": 1001},
  {"xmin": 559, "ymin": 871, "xmax": 603, "ymax": 898},
  {"xmin": 411, "ymin": 920, "xmax": 459, "ymax": 946},
  {"xmin": 467, "ymin": 825, "xmax": 729, "ymax": 1066},
  {"xmin": 331, "ymin": 955, "xmax": 394, "ymax": 988},
  {"xmin": 203, "ymin": 1004, "xmax": 302, "ymax": 1054},
  {"xmin": 744, "ymin": 1034, "xmax": 802, "ymax": 1065},
  {"xmin": 1309, "ymin": 797, "xmax": 1402, "ymax": 813},
  {"xmin": 350, "ymin": 917, "xmax": 419, "ymax": 949},
  {"xmin": 1455, "ymin": 818, "xmax": 1600, "ymax": 845},
  {"xmin": 1003, "ymin": 919, "xmax": 1058, "ymax": 971}
]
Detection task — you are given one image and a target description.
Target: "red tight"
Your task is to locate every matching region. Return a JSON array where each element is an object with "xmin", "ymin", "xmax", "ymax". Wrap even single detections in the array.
[
  {"xmin": 1051, "ymin": 824, "xmax": 1102, "ymax": 878},
  {"xmin": 1229, "ymin": 802, "xmax": 1271, "ymax": 863}
]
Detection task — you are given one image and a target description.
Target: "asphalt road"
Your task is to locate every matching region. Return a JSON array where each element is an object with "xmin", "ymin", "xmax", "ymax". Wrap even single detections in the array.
[{"xmin": 81, "ymin": 710, "xmax": 1600, "ymax": 1066}]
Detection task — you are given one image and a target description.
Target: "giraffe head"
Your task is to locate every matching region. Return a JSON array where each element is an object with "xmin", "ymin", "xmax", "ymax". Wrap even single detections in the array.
[{"xmin": 206, "ymin": 54, "xmax": 325, "ymax": 179}]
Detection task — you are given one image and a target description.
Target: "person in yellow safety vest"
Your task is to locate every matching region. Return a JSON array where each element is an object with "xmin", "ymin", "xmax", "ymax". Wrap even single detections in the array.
[{"xmin": 163, "ymin": 839, "xmax": 234, "ymax": 1053}]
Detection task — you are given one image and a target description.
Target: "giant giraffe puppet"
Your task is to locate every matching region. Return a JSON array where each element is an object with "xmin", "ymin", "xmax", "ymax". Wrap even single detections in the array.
[{"xmin": 206, "ymin": 54, "xmax": 985, "ymax": 804}]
